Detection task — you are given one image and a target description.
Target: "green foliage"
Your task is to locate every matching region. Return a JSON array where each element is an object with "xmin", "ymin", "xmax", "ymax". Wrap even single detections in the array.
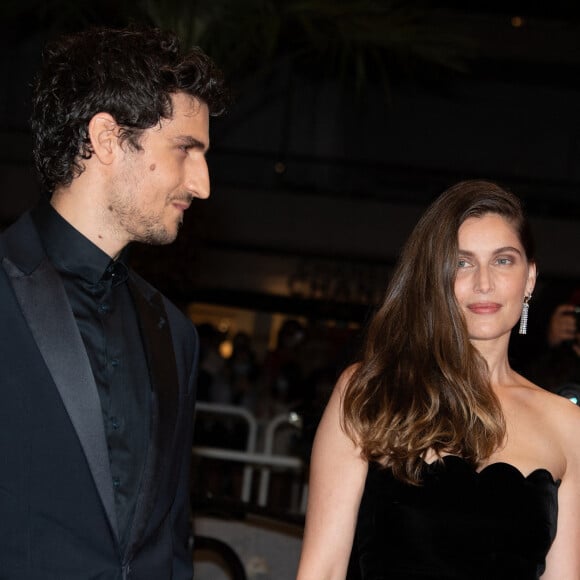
[
  {"xmin": 141, "ymin": 0, "xmax": 472, "ymax": 92},
  {"xmin": 1, "ymin": 0, "xmax": 472, "ymax": 95}
]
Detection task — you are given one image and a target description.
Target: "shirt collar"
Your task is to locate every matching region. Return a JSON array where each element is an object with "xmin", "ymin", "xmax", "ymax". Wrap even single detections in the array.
[{"xmin": 32, "ymin": 199, "xmax": 128, "ymax": 286}]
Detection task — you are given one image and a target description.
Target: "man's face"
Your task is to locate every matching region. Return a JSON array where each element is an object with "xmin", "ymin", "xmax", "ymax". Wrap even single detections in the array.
[{"xmin": 108, "ymin": 92, "xmax": 210, "ymax": 246}]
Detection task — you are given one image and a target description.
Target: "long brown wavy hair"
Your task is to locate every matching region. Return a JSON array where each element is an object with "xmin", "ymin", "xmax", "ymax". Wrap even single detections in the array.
[{"xmin": 342, "ymin": 180, "xmax": 535, "ymax": 484}]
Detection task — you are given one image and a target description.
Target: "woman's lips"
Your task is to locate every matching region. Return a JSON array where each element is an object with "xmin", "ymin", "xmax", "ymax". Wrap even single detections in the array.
[{"xmin": 467, "ymin": 302, "xmax": 502, "ymax": 314}]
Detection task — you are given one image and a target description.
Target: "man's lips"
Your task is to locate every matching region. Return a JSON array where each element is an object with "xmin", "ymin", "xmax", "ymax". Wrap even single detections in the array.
[
  {"xmin": 467, "ymin": 302, "xmax": 502, "ymax": 314},
  {"xmin": 171, "ymin": 200, "xmax": 191, "ymax": 211}
]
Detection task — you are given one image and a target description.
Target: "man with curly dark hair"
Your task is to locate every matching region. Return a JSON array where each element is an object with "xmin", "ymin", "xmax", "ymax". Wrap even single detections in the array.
[{"xmin": 0, "ymin": 26, "xmax": 227, "ymax": 579}]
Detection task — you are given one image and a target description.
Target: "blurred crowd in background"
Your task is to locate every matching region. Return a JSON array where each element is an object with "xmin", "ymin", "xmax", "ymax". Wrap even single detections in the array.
[{"xmin": 191, "ymin": 277, "xmax": 580, "ymax": 510}]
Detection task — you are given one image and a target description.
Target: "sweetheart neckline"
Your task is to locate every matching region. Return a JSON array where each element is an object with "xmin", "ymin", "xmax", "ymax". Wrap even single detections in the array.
[{"xmin": 420, "ymin": 455, "xmax": 560, "ymax": 485}]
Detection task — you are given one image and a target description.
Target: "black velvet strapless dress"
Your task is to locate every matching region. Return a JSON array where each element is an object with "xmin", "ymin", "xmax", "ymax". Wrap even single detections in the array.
[{"xmin": 355, "ymin": 456, "xmax": 559, "ymax": 580}]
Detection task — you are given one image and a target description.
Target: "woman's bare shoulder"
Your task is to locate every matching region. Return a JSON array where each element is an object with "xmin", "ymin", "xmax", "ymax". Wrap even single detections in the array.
[
  {"xmin": 521, "ymin": 378, "xmax": 580, "ymax": 448},
  {"xmin": 525, "ymin": 377, "xmax": 580, "ymax": 414},
  {"xmin": 499, "ymin": 375, "xmax": 580, "ymax": 480},
  {"xmin": 334, "ymin": 363, "xmax": 359, "ymax": 396}
]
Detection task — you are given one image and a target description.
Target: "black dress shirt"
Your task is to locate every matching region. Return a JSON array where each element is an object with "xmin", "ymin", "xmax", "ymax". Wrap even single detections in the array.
[{"xmin": 32, "ymin": 202, "xmax": 151, "ymax": 552}]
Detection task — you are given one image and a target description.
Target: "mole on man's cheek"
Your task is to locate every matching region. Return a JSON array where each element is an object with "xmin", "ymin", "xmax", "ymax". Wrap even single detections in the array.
[{"xmin": 149, "ymin": 164, "xmax": 156, "ymax": 171}]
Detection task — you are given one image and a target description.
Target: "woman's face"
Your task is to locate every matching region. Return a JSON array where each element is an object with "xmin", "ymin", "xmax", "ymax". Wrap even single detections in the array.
[{"xmin": 454, "ymin": 213, "xmax": 536, "ymax": 343}]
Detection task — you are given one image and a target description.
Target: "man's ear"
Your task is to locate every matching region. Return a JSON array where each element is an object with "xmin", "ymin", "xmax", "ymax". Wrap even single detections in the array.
[{"xmin": 87, "ymin": 113, "xmax": 120, "ymax": 165}]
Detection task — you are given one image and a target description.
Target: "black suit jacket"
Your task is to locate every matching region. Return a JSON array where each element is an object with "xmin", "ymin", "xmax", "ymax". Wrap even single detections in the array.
[{"xmin": 0, "ymin": 212, "xmax": 198, "ymax": 580}]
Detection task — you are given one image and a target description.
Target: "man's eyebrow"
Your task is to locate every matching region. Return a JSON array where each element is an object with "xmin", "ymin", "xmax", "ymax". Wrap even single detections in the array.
[{"xmin": 174, "ymin": 136, "xmax": 209, "ymax": 151}]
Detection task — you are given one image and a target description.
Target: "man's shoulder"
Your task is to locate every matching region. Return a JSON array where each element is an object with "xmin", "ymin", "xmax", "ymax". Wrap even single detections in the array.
[
  {"xmin": 0, "ymin": 211, "xmax": 45, "ymax": 269},
  {"xmin": 0, "ymin": 228, "xmax": 6, "ymax": 256},
  {"xmin": 1, "ymin": 210, "xmax": 36, "ymax": 236}
]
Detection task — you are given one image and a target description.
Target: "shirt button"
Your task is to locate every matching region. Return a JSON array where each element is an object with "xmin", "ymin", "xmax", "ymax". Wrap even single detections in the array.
[
  {"xmin": 113, "ymin": 477, "xmax": 121, "ymax": 488},
  {"xmin": 111, "ymin": 358, "xmax": 119, "ymax": 368},
  {"xmin": 111, "ymin": 417, "xmax": 119, "ymax": 430},
  {"xmin": 98, "ymin": 303, "xmax": 110, "ymax": 314}
]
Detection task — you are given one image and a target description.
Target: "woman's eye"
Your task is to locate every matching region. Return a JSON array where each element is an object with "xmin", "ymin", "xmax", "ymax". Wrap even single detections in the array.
[
  {"xmin": 496, "ymin": 257, "xmax": 512, "ymax": 265},
  {"xmin": 457, "ymin": 259, "xmax": 469, "ymax": 268}
]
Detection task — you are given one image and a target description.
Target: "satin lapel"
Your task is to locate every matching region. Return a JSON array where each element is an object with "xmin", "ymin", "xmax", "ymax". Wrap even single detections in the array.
[
  {"xmin": 125, "ymin": 277, "xmax": 179, "ymax": 557},
  {"xmin": 1, "ymin": 246, "xmax": 119, "ymax": 542}
]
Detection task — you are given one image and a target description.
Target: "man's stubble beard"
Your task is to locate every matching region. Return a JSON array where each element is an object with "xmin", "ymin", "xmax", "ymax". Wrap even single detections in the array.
[
  {"xmin": 107, "ymin": 192, "xmax": 178, "ymax": 247},
  {"xmin": 121, "ymin": 205, "xmax": 178, "ymax": 246}
]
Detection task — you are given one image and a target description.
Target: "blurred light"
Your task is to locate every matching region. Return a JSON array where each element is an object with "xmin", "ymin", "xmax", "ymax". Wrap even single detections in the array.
[
  {"xmin": 219, "ymin": 340, "xmax": 233, "ymax": 359},
  {"xmin": 288, "ymin": 411, "xmax": 303, "ymax": 429},
  {"xmin": 274, "ymin": 161, "xmax": 286, "ymax": 174},
  {"xmin": 511, "ymin": 16, "xmax": 525, "ymax": 28},
  {"xmin": 556, "ymin": 384, "xmax": 580, "ymax": 406}
]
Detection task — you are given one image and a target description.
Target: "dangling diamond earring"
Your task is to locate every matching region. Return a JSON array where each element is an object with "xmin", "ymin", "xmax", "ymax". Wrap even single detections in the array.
[{"xmin": 519, "ymin": 295, "xmax": 531, "ymax": 335}]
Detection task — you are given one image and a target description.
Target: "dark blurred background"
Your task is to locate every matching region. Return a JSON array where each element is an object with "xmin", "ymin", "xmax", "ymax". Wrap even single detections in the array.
[{"xmin": 1, "ymin": 0, "xmax": 579, "ymax": 381}]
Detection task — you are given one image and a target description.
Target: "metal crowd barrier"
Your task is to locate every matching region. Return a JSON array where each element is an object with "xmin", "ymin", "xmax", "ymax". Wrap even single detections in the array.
[{"xmin": 193, "ymin": 403, "xmax": 305, "ymax": 511}]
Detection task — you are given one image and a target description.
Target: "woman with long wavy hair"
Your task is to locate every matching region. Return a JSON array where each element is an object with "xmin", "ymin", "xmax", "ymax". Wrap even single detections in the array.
[{"xmin": 297, "ymin": 180, "xmax": 580, "ymax": 579}]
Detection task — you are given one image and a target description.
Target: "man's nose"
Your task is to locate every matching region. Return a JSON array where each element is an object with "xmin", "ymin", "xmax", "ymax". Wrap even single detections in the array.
[{"xmin": 186, "ymin": 156, "xmax": 210, "ymax": 200}]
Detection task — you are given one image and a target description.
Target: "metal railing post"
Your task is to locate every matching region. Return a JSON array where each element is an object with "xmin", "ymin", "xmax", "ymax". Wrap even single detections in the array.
[{"xmin": 195, "ymin": 402, "xmax": 258, "ymax": 502}]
